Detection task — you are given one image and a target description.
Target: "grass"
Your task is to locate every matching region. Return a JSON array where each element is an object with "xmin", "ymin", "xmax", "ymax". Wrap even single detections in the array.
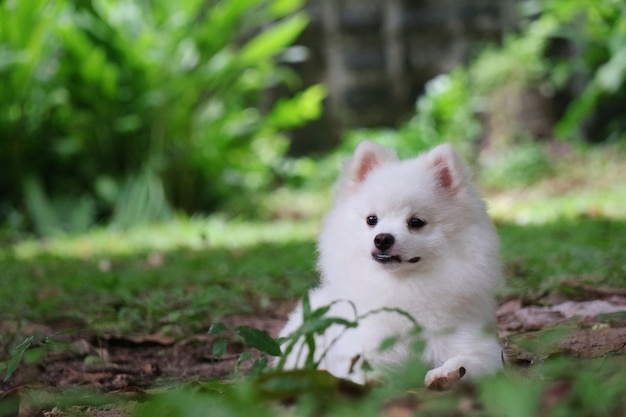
[
  {"xmin": 487, "ymin": 142, "xmax": 626, "ymax": 223},
  {"xmin": 1, "ymin": 143, "xmax": 626, "ymax": 416},
  {"xmin": 0, "ymin": 217, "xmax": 319, "ymax": 335},
  {"xmin": 486, "ymin": 142, "xmax": 626, "ymax": 300},
  {"xmin": 499, "ymin": 218, "xmax": 626, "ymax": 299}
]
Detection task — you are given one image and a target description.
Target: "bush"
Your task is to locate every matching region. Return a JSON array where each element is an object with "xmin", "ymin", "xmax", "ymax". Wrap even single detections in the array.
[
  {"xmin": 0, "ymin": 0, "xmax": 323, "ymax": 235},
  {"xmin": 480, "ymin": 142, "xmax": 553, "ymax": 190},
  {"xmin": 338, "ymin": 0, "xmax": 626, "ymax": 182},
  {"xmin": 542, "ymin": 0, "xmax": 626, "ymax": 141}
]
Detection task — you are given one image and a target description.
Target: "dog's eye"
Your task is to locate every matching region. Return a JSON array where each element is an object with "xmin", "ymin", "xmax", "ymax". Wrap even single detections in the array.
[
  {"xmin": 366, "ymin": 215, "xmax": 378, "ymax": 226},
  {"xmin": 408, "ymin": 217, "xmax": 427, "ymax": 229}
]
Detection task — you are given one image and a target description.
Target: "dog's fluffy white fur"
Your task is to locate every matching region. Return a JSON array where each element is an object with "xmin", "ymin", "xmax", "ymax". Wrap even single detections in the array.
[{"xmin": 278, "ymin": 142, "xmax": 503, "ymax": 386}]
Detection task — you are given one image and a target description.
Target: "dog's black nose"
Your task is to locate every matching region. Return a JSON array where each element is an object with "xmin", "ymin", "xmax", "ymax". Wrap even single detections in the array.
[{"xmin": 374, "ymin": 233, "xmax": 395, "ymax": 251}]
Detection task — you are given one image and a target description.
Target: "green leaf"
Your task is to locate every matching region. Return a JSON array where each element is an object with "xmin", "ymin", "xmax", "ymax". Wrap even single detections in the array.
[
  {"xmin": 298, "ymin": 317, "xmax": 358, "ymax": 336},
  {"xmin": 555, "ymin": 83, "xmax": 601, "ymax": 139},
  {"xmin": 208, "ymin": 322, "xmax": 228, "ymax": 335},
  {"xmin": 268, "ymin": 84, "xmax": 326, "ymax": 129},
  {"xmin": 255, "ymin": 369, "xmax": 367, "ymax": 400},
  {"xmin": 23, "ymin": 176, "xmax": 60, "ymax": 236},
  {"xmin": 239, "ymin": 12, "xmax": 308, "ymax": 64},
  {"xmin": 378, "ymin": 336, "xmax": 399, "ymax": 353},
  {"xmin": 255, "ymin": 369, "xmax": 337, "ymax": 399},
  {"xmin": 308, "ymin": 305, "xmax": 331, "ymax": 320},
  {"xmin": 212, "ymin": 338, "xmax": 228, "ymax": 359},
  {"xmin": 235, "ymin": 351, "xmax": 253, "ymax": 373},
  {"xmin": 480, "ymin": 373, "xmax": 542, "ymax": 417},
  {"xmin": 204, "ymin": 0, "xmax": 266, "ymax": 51},
  {"xmin": 250, "ymin": 357, "xmax": 269, "ymax": 375},
  {"xmin": 269, "ymin": 0, "xmax": 306, "ymax": 17},
  {"xmin": 4, "ymin": 336, "xmax": 34, "ymax": 382},
  {"xmin": 23, "ymin": 347, "xmax": 46, "ymax": 364},
  {"xmin": 236, "ymin": 326, "xmax": 281, "ymax": 356},
  {"xmin": 596, "ymin": 47, "xmax": 626, "ymax": 94}
]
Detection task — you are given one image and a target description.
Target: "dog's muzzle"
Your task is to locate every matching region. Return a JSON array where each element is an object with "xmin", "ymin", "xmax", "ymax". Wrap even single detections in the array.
[{"xmin": 372, "ymin": 233, "xmax": 421, "ymax": 264}]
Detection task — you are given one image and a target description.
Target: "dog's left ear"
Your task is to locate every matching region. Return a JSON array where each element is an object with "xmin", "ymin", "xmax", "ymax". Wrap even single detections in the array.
[{"xmin": 426, "ymin": 144, "xmax": 469, "ymax": 193}]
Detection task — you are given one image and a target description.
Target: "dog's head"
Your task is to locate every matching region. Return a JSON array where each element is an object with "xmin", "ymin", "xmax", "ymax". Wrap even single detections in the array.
[{"xmin": 330, "ymin": 141, "xmax": 487, "ymax": 273}]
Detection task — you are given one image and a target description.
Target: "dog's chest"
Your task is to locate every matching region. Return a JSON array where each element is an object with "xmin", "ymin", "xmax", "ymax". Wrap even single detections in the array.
[{"xmin": 348, "ymin": 277, "xmax": 463, "ymax": 329}]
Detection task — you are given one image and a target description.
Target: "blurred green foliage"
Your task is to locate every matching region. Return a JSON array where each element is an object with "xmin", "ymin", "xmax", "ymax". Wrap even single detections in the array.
[
  {"xmin": 344, "ymin": 0, "xmax": 626, "ymax": 176},
  {"xmin": 481, "ymin": 142, "xmax": 553, "ymax": 189},
  {"xmin": 2, "ymin": 0, "xmax": 625, "ymax": 237},
  {"xmin": 543, "ymin": 0, "xmax": 626, "ymax": 141},
  {"xmin": 0, "ymin": 0, "xmax": 323, "ymax": 235}
]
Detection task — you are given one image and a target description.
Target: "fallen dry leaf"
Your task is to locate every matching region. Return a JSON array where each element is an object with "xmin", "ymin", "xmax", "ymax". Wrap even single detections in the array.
[{"xmin": 498, "ymin": 298, "xmax": 626, "ymax": 332}]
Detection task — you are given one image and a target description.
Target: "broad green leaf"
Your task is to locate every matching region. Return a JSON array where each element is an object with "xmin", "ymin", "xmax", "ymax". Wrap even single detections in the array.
[
  {"xmin": 269, "ymin": 0, "xmax": 306, "ymax": 17},
  {"xmin": 236, "ymin": 326, "xmax": 281, "ymax": 356},
  {"xmin": 268, "ymin": 84, "xmax": 326, "ymax": 129},
  {"xmin": 239, "ymin": 12, "xmax": 308, "ymax": 64},
  {"xmin": 212, "ymin": 338, "xmax": 228, "ymax": 359},
  {"xmin": 208, "ymin": 322, "xmax": 228, "ymax": 335},
  {"xmin": 250, "ymin": 357, "xmax": 269, "ymax": 375}
]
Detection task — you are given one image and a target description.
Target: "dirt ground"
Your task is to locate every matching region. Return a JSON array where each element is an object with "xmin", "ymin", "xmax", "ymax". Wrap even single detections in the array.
[
  {"xmin": 2, "ymin": 308, "xmax": 291, "ymax": 392},
  {"xmin": 3, "ymin": 292, "xmax": 626, "ymax": 416}
]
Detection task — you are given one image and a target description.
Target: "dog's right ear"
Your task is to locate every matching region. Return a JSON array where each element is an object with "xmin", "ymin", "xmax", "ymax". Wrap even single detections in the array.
[{"xmin": 339, "ymin": 141, "xmax": 397, "ymax": 194}]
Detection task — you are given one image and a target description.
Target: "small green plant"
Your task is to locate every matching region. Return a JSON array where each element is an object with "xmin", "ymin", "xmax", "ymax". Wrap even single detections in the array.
[
  {"xmin": 275, "ymin": 293, "xmax": 421, "ymax": 380},
  {"xmin": 208, "ymin": 322, "xmax": 282, "ymax": 375},
  {"xmin": 3, "ymin": 330, "xmax": 72, "ymax": 382},
  {"xmin": 3, "ymin": 336, "xmax": 34, "ymax": 382},
  {"xmin": 275, "ymin": 295, "xmax": 359, "ymax": 372}
]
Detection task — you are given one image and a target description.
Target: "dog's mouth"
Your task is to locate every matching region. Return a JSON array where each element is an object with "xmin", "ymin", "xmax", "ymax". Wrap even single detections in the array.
[
  {"xmin": 372, "ymin": 253, "xmax": 421, "ymax": 264},
  {"xmin": 372, "ymin": 253, "xmax": 401, "ymax": 264}
]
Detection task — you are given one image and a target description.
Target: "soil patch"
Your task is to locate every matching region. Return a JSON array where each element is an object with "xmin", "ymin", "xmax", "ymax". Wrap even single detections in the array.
[
  {"xmin": 3, "ymin": 295, "xmax": 626, "ymax": 416},
  {"xmin": 3, "ymin": 307, "xmax": 292, "ymax": 392}
]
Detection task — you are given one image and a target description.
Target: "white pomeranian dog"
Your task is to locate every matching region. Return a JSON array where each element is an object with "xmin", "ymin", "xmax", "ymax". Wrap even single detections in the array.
[{"xmin": 277, "ymin": 141, "xmax": 503, "ymax": 387}]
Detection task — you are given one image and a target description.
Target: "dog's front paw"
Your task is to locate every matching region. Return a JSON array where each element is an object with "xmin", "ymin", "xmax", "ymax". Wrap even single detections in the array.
[{"xmin": 424, "ymin": 364, "xmax": 466, "ymax": 390}]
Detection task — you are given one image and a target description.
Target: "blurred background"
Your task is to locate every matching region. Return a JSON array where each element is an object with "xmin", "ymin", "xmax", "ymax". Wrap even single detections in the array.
[
  {"xmin": 2, "ymin": 4, "xmax": 626, "ymax": 409},
  {"xmin": 1, "ymin": 0, "xmax": 625, "ymax": 238}
]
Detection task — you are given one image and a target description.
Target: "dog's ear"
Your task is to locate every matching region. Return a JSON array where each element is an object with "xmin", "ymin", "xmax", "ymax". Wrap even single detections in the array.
[
  {"xmin": 340, "ymin": 141, "xmax": 397, "ymax": 193},
  {"xmin": 426, "ymin": 144, "xmax": 469, "ymax": 193}
]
